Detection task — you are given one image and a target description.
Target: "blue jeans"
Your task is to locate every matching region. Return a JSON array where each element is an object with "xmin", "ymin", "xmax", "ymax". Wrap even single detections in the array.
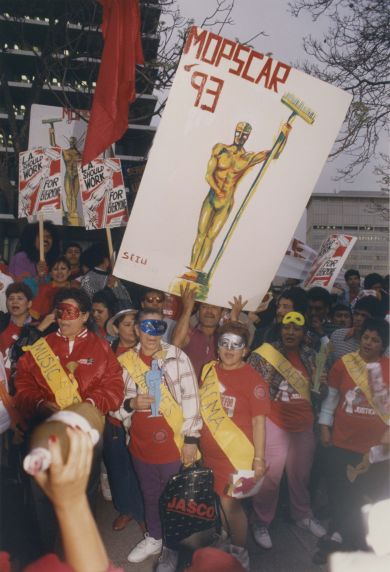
[{"xmin": 103, "ymin": 419, "xmax": 144, "ymax": 522}]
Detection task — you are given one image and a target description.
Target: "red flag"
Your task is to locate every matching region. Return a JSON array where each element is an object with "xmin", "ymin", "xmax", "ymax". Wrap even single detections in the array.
[{"xmin": 82, "ymin": 0, "xmax": 144, "ymax": 165}]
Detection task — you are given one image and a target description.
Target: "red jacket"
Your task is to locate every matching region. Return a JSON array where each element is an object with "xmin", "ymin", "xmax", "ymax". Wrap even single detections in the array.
[{"xmin": 15, "ymin": 329, "xmax": 124, "ymax": 420}]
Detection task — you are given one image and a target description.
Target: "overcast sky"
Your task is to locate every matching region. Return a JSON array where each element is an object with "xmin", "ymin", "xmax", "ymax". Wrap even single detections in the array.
[{"xmin": 169, "ymin": 0, "xmax": 383, "ymax": 197}]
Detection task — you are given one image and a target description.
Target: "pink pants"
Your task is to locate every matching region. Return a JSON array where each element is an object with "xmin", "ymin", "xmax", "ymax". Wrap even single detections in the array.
[{"xmin": 252, "ymin": 418, "xmax": 315, "ymax": 525}]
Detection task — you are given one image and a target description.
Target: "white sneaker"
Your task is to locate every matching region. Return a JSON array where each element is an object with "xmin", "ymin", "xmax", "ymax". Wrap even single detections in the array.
[
  {"xmin": 229, "ymin": 545, "xmax": 250, "ymax": 571},
  {"xmin": 127, "ymin": 534, "xmax": 162, "ymax": 563},
  {"xmin": 156, "ymin": 546, "xmax": 179, "ymax": 572},
  {"xmin": 252, "ymin": 523, "xmax": 272, "ymax": 549},
  {"xmin": 296, "ymin": 517, "xmax": 327, "ymax": 538}
]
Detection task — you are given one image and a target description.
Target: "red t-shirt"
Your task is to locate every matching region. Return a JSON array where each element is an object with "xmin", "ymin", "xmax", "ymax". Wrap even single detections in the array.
[
  {"xmin": 269, "ymin": 351, "xmax": 314, "ymax": 432},
  {"xmin": 200, "ymin": 363, "xmax": 270, "ymax": 492},
  {"xmin": 129, "ymin": 351, "xmax": 179, "ymax": 464},
  {"xmin": 328, "ymin": 355, "xmax": 389, "ymax": 454}
]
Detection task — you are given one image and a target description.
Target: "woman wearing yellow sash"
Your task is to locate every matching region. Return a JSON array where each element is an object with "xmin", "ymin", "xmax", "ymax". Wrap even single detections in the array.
[
  {"xmin": 199, "ymin": 321, "xmax": 270, "ymax": 569},
  {"xmin": 248, "ymin": 311, "xmax": 326, "ymax": 549},
  {"xmin": 111, "ymin": 308, "xmax": 201, "ymax": 569},
  {"xmin": 315, "ymin": 318, "xmax": 389, "ymax": 563}
]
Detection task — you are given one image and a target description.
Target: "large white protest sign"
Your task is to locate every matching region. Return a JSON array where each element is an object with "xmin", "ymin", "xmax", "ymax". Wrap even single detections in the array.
[
  {"xmin": 303, "ymin": 234, "xmax": 357, "ymax": 291},
  {"xmin": 18, "ymin": 147, "xmax": 62, "ymax": 223},
  {"xmin": 79, "ymin": 158, "xmax": 129, "ymax": 230},
  {"xmin": 28, "ymin": 104, "xmax": 91, "ymax": 226},
  {"xmin": 114, "ymin": 26, "xmax": 352, "ymax": 310},
  {"xmin": 276, "ymin": 238, "xmax": 317, "ymax": 281}
]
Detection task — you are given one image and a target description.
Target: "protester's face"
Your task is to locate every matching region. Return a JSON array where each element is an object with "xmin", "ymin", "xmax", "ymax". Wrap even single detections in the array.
[
  {"xmin": 92, "ymin": 303, "xmax": 110, "ymax": 328},
  {"xmin": 198, "ymin": 303, "xmax": 223, "ymax": 328},
  {"xmin": 308, "ymin": 299, "xmax": 328, "ymax": 322},
  {"xmin": 135, "ymin": 313, "xmax": 163, "ymax": 356},
  {"xmin": 359, "ymin": 329, "xmax": 384, "ymax": 361},
  {"xmin": 65, "ymin": 247, "xmax": 81, "ymax": 266},
  {"xmin": 353, "ymin": 309, "xmax": 371, "ymax": 332},
  {"xmin": 276, "ymin": 297, "xmax": 294, "ymax": 323},
  {"xmin": 141, "ymin": 291, "xmax": 164, "ymax": 311},
  {"xmin": 346, "ymin": 275, "xmax": 360, "ymax": 290},
  {"xmin": 56, "ymin": 299, "xmax": 89, "ymax": 339},
  {"xmin": 7, "ymin": 293, "xmax": 31, "ymax": 317},
  {"xmin": 51, "ymin": 262, "xmax": 71, "ymax": 284},
  {"xmin": 218, "ymin": 333, "xmax": 247, "ymax": 370},
  {"xmin": 34, "ymin": 229, "xmax": 53, "ymax": 254},
  {"xmin": 332, "ymin": 310, "xmax": 352, "ymax": 328},
  {"xmin": 370, "ymin": 283, "xmax": 383, "ymax": 298},
  {"xmin": 117, "ymin": 314, "xmax": 137, "ymax": 346},
  {"xmin": 281, "ymin": 323, "xmax": 304, "ymax": 350}
]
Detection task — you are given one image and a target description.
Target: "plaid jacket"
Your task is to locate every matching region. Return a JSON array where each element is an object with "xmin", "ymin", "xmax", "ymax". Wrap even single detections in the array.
[{"xmin": 111, "ymin": 341, "xmax": 202, "ymax": 437}]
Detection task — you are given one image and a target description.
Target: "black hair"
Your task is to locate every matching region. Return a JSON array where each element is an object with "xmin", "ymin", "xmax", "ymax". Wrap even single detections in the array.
[
  {"xmin": 63, "ymin": 242, "xmax": 82, "ymax": 254},
  {"xmin": 82, "ymin": 243, "xmax": 110, "ymax": 269},
  {"xmin": 140, "ymin": 287, "xmax": 165, "ymax": 301},
  {"xmin": 363, "ymin": 273, "xmax": 383, "ymax": 290},
  {"xmin": 53, "ymin": 287, "xmax": 92, "ymax": 314},
  {"xmin": 307, "ymin": 286, "xmax": 332, "ymax": 308},
  {"xmin": 18, "ymin": 220, "xmax": 61, "ymax": 266},
  {"xmin": 330, "ymin": 303, "xmax": 352, "ymax": 318},
  {"xmin": 5, "ymin": 282, "xmax": 33, "ymax": 301},
  {"xmin": 92, "ymin": 289, "xmax": 118, "ymax": 318},
  {"xmin": 278, "ymin": 287, "xmax": 307, "ymax": 315},
  {"xmin": 360, "ymin": 317, "xmax": 389, "ymax": 350},
  {"xmin": 354, "ymin": 296, "xmax": 383, "ymax": 318},
  {"xmin": 344, "ymin": 269, "xmax": 360, "ymax": 281},
  {"xmin": 49, "ymin": 255, "xmax": 71, "ymax": 272}
]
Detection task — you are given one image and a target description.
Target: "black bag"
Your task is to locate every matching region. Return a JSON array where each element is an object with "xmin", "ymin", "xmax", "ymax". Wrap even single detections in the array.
[{"xmin": 159, "ymin": 462, "xmax": 220, "ymax": 549}]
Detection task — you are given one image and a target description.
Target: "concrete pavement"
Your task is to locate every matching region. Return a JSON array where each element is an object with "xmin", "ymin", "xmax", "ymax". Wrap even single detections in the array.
[{"xmin": 96, "ymin": 493, "xmax": 328, "ymax": 572}]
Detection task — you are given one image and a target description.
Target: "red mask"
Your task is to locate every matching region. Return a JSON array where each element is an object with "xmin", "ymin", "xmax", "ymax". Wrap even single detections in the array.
[{"xmin": 56, "ymin": 302, "xmax": 81, "ymax": 321}]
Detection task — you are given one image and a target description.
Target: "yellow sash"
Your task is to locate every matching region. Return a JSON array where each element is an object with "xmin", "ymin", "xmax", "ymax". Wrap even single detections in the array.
[
  {"xmin": 23, "ymin": 337, "xmax": 81, "ymax": 409},
  {"xmin": 119, "ymin": 349, "xmax": 184, "ymax": 454},
  {"xmin": 254, "ymin": 343, "xmax": 310, "ymax": 401},
  {"xmin": 342, "ymin": 352, "xmax": 389, "ymax": 425},
  {"xmin": 199, "ymin": 361, "xmax": 254, "ymax": 470}
]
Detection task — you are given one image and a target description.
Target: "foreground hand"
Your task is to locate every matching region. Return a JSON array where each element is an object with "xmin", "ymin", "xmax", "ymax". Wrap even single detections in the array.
[
  {"xmin": 181, "ymin": 443, "xmax": 198, "ymax": 466},
  {"xmin": 37, "ymin": 312, "xmax": 56, "ymax": 332},
  {"xmin": 253, "ymin": 458, "xmax": 267, "ymax": 480},
  {"xmin": 34, "ymin": 427, "xmax": 93, "ymax": 510},
  {"xmin": 36, "ymin": 260, "xmax": 48, "ymax": 278},
  {"xmin": 228, "ymin": 295, "xmax": 248, "ymax": 321}
]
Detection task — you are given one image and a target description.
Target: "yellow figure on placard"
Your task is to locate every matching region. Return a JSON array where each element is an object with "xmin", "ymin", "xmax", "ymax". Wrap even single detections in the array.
[
  {"xmin": 182, "ymin": 121, "xmax": 291, "ymax": 281},
  {"xmin": 62, "ymin": 136, "xmax": 82, "ymax": 226}
]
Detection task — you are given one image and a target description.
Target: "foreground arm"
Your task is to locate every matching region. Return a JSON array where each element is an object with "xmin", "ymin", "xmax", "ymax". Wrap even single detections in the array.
[
  {"xmin": 171, "ymin": 285, "xmax": 197, "ymax": 348},
  {"xmin": 34, "ymin": 428, "xmax": 110, "ymax": 572}
]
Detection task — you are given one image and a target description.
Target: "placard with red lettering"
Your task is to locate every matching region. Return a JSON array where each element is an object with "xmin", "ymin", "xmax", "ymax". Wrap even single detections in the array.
[
  {"xmin": 28, "ymin": 104, "xmax": 92, "ymax": 226},
  {"xmin": 303, "ymin": 234, "xmax": 357, "ymax": 291},
  {"xmin": 79, "ymin": 158, "xmax": 128, "ymax": 230},
  {"xmin": 276, "ymin": 237, "xmax": 317, "ymax": 281},
  {"xmin": 18, "ymin": 147, "xmax": 62, "ymax": 222},
  {"xmin": 114, "ymin": 26, "xmax": 352, "ymax": 310}
]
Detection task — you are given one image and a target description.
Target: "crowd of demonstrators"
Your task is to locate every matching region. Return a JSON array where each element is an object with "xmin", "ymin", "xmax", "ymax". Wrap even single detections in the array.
[{"xmin": 1, "ymin": 239, "xmax": 389, "ymax": 572}]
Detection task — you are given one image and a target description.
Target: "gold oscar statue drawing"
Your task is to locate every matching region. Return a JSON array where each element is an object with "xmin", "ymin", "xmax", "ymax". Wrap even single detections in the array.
[{"xmin": 170, "ymin": 93, "xmax": 316, "ymax": 300}]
